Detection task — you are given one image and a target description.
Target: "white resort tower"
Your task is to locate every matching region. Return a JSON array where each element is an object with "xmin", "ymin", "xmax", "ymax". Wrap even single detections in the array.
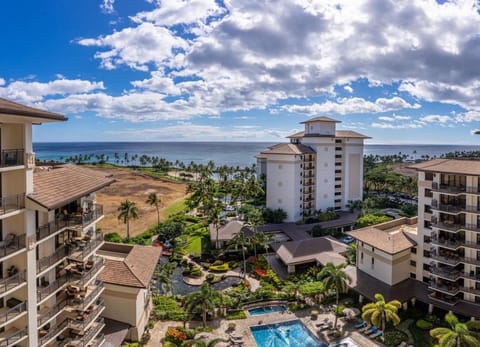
[
  {"xmin": 257, "ymin": 117, "xmax": 369, "ymax": 222},
  {"xmin": 0, "ymin": 98, "xmax": 111, "ymax": 347}
]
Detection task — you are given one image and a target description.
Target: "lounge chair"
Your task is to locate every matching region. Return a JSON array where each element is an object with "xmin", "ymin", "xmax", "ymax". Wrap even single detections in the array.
[
  {"xmin": 358, "ymin": 324, "xmax": 372, "ymax": 333},
  {"xmin": 317, "ymin": 324, "xmax": 331, "ymax": 332},
  {"xmin": 354, "ymin": 321, "xmax": 366, "ymax": 329},
  {"xmin": 229, "ymin": 334, "xmax": 243, "ymax": 341},
  {"xmin": 369, "ymin": 331, "xmax": 382, "ymax": 339},
  {"xmin": 364, "ymin": 327, "xmax": 379, "ymax": 336}
]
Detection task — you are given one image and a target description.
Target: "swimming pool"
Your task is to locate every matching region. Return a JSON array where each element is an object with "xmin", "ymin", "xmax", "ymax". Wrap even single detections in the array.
[
  {"xmin": 250, "ymin": 320, "xmax": 327, "ymax": 347},
  {"xmin": 248, "ymin": 305, "xmax": 286, "ymax": 316}
]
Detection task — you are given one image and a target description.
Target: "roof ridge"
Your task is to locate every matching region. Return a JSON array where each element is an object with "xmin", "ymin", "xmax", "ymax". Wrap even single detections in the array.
[{"xmin": 124, "ymin": 248, "xmax": 150, "ymax": 287}]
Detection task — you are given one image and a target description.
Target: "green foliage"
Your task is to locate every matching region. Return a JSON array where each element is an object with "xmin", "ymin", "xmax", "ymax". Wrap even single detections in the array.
[
  {"xmin": 400, "ymin": 204, "xmax": 417, "ymax": 217},
  {"xmin": 225, "ymin": 311, "xmax": 247, "ymax": 320},
  {"xmin": 153, "ymin": 296, "xmax": 186, "ymax": 321},
  {"xmin": 317, "ymin": 208, "xmax": 338, "ymax": 221},
  {"xmin": 209, "ymin": 263, "xmax": 229, "ymax": 272},
  {"xmin": 384, "ymin": 330, "xmax": 409, "ymax": 347},
  {"xmin": 356, "ymin": 214, "xmax": 392, "ymax": 228},
  {"xmin": 298, "ymin": 281, "xmax": 325, "ymax": 296},
  {"xmin": 416, "ymin": 319, "xmax": 433, "ymax": 330},
  {"xmin": 408, "ymin": 321, "xmax": 432, "ymax": 347},
  {"xmin": 263, "ymin": 208, "xmax": 288, "ymax": 224},
  {"xmin": 104, "ymin": 232, "xmax": 123, "ymax": 243},
  {"xmin": 157, "ymin": 219, "xmax": 185, "ymax": 242}
]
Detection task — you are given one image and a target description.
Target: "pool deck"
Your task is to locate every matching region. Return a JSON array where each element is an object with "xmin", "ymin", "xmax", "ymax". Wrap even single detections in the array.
[{"xmin": 148, "ymin": 308, "xmax": 382, "ymax": 347}]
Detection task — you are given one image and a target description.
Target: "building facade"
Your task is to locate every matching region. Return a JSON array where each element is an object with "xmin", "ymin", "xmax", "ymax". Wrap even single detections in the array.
[
  {"xmin": 0, "ymin": 98, "xmax": 111, "ymax": 347},
  {"xmin": 257, "ymin": 117, "xmax": 369, "ymax": 222}
]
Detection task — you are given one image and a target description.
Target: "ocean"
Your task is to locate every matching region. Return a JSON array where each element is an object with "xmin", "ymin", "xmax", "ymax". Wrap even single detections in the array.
[{"xmin": 33, "ymin": 142, "xmax": 480, "ymax": 168}]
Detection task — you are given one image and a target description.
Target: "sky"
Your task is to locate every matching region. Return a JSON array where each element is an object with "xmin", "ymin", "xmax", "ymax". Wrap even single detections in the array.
[{"xmin": 2, "ymin": 0, "xmax": 480, "ymax": 144}]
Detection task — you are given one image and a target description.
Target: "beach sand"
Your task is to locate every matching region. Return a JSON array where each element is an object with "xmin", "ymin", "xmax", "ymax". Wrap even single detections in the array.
[{"xmin": 88, "ymin": 166, "xmax": 187, "ymax": 237}]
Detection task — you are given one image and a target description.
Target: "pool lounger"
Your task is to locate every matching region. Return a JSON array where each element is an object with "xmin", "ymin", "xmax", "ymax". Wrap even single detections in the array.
[
  {"xmin": 354, "ymin": 321, "xmax": 366, "ymax": 329},
  {"xmin": 370, "ymin": 331, "xmax": 383, "ymax": 339},
  {"xmin": 364, "ymin": 327, "xmax": 379, "ymax": 336},
  {"xmin": 358, "ymin": 324, "xmax": 372, "ymax": 333}
]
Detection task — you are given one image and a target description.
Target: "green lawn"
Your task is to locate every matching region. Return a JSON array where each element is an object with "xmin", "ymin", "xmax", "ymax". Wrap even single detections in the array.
[
  {"xmin": 185, "ymin": 226, "xmax": 210, "ymax": 256},
  {"xmin": 162, "ymin": 198, "xmax": 187, "ymax": 217}
]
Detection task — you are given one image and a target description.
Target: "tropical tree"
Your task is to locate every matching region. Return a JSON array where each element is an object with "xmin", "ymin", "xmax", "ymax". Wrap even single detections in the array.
[
  {"xmin": 184, "ymin": 283, "xmax": 223, "ymax": 328},
  {"xmin": 229, "ymin": 230, "xmax": 250, "ymax": 278},
  {"xmin": 146, "ymin": 192, "xmax": 161, "ymax": 226},
  {"xmin": 206, "ymin": 201, "xmax": 223, "ymax": 249},
  {"xmin": 318, "ymin": 262, "xmax": 352, "ymax": 328},
  {"xmin": 361, "ymin": 293, "xmax": 401, "ymax": 334},
  {"xmin": 245, "ymin": 208, "xmax": 263, "ymax": 258},
  {"xmin": 180, "ymin": 338, "xmax": 229, "ymax": 347},
  {"xmin": 117, "ymin": 199, "xmax": 139, "ymax": 239},
  {"xmin": 430, "ymin": 313, "xmax": 480, "ymax": 347},
  {"xmin": 154, "ymin": 261, "xmax": 177, "ymax": 294},
  {"xmin": 346, "ymin": 243, "xmax": 357, "ymax": 265}
]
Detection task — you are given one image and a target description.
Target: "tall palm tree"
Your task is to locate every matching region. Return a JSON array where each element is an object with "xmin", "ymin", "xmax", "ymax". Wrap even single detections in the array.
[
  {"xmin": 245, "ymin": 209, "xmax": 263, "ymax": 258},
  {"xmin": 430, "ymin": 313, "xmax": 480, "ymax": 347},
  {"xmin": 184, "ymin": 283, "xmax": 223, "ymax": 328},
  {"xmin": 318, "ymin": 262, "xmax": 352, "ymax": 328},
  {"xmin": 229, "ymin": 230, "xmax": 250, "ymax": 278},
  {"xmin": 361, "ymin": 293, "xmax": 401, "ymax": 334},
  {"xmin": 146, "ymin": 192, "xmax": 161, "ymax": 226},
  {"xmin": 117, "ymin": 199, "xmax": 139, "ymax": 239},
  {"xmin": 180, "ymin": 337, "xmax": 228, "ymax": 347},
  {"xmin": 206, "ymin": 201, "xmax": 223, "ymax": 249}
]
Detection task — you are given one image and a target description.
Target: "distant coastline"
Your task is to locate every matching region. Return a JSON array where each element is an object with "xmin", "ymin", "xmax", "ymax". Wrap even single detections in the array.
[{"xmin": 33, "ymin": 142, "xmax": 480, "ymax": 168}]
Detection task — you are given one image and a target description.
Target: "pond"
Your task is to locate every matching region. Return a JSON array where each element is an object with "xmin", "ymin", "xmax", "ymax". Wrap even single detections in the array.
[{"xmin": 157, "ymin": 256, "xmax": 242, "ymax": 295}]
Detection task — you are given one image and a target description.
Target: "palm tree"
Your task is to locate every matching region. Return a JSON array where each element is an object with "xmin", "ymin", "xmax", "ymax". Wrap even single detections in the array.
[
  {"xmin": 180, "ymin": 337, "xmax": 228, "ymax": 347},
  {"xmin": 361, "ymin": 293, "xmax": 401, "ymax": 334},
  {"xmin": 430, "ymin": 313, "xmax": 480, "ymax": 347},
  {"xmin": 146, "ymin": 192, "xmax": 161, "ymax": 226},
  {"xmin": 318, "ymin": 262, "xmax": 352, "ymax": 328},
  {"xmin": 117, "ymin": 199, "xmax": 139, "ymax": 239},
  {"xmin": 154, "ymin": 261, "xmax": 176, "ymax": 294},
  {"xmin": 206, "ymin": 202, "xmax": 223, "ymax": 249},
  {"xmin": 229, "ymin": 230, "xmax": 250, "ymax": 278},
  {"xmin": 184, "ymin": 283, "xmax": 223, "ymax": 328}
]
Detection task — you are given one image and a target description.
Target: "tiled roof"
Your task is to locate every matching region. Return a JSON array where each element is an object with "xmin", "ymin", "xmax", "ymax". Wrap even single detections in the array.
[
  {"xmin": 28, "ymin": 164, "xmax": 114, "ymax": 210},
  {"xmin": 300, "ymin": 116, "xmax": 341, "ymax": 123},
  {"xmin": 286, "ymin": 130, "xmax": 370, "ymax": 139},
  {"xmin": 276, "ymin": 236, "xmax": 347, "ymax": 265},
  {"xmin": 0, "ymin": 98, "xmax": 67, "ymax": 121},
  {"xmin": 260, "ymin": 143, "xmax": 315, "ymax": 155},
  {"xmin": 98, "ymin": 243, "xmax": 162, "ymax": 288},
  {"xmin": 209, "ymin": 220, "xmax": 253, "ymax": 242},
  {"xmin": 347, "ymin": 217, "xmax": 417, "ymax": 254},
  {"xmin": 409, "ymin": 159, "xmax": 480, "ymax": 175}
]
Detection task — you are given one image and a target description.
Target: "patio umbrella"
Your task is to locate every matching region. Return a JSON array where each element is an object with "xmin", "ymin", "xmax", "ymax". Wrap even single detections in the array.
[{"xmin": 343, "ymin": 307, "xmax": 360, "ymax": 319}]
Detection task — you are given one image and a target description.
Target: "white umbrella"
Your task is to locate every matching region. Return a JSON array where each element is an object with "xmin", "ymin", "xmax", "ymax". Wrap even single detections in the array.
[{"xmin": 343, "ymin": 307, "xmax": 360, "ymax": 319}]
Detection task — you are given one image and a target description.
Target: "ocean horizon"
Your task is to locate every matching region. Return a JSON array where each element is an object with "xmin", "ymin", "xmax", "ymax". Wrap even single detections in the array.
[{"xmin": 33, "ymin": 142, "xmax": 480, "ymax": 168}]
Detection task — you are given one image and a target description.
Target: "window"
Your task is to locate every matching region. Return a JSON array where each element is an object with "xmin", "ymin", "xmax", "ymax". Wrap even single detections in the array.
[
  {"xmin": 423, "ymin": 250, "xmax": 430, "ymax": 258},
  {"xmin": 335, "ymin": 139, "xmax": 342, "ymax": 143},
  {"xmin": 425, "ymin": 172, "xmax": 434, "ymax": 181},
  {"xmin": 422, "ymin": 276, "xmax": 430, "ymax": 284},
  {"xmin": 425, "ymin": 188, "xmax": 433, "ymax": 198},
  {"xmin": 411, "ymin": 247, "xmax": 417, "ymax": 254},
  {"xmin": 425, "ymin": 205, "xmax": 432, "ymax": 214},
  {"xmin": 410, "ymin": 273, "xmax": 416, "ymax": 279},
  {"xmin": 335, "ymin": 147, "xmax": 342, "ymax": 151},
  {"xmin": 371, "ymin": 258, "xmax": 375, "ymax": 269},
  {"xmin": 423, "ymin": 263, "xmax": 430, "ymax": 272},
  {"xmin": 335, "ymin": 155, "xmax": 342, "ymax": 159},
  {"xmin": 424, "ymin": 221, "xmax": 431, "ymax": 229},
  {"xmin": 410, "ymin": 260, "xmax": 416, "ymax": 267},
  {"xmin": 335, "ymin": 177, "xmax": 341, "ymax": 181},
  {"xmin": 335, "ymin": 199, "xmax": 341, "ymax": 203},
  {"xmin": 335, "ymin": 170, "xmax": 342, "ymax": 174},
  {"xmin": 335, "ymin": 162, "xmax": 342, "ymax": 166},
  {"xmin": 335, "ymin": 192, "xmax": 341, "ymax": 196},
  {"xmin": 335, "ymin": 184, "xmax": 341, "ymax": 189},
  {"xmin": 423, "ymin": 235, "xmax": 431, "ymax": 243}
]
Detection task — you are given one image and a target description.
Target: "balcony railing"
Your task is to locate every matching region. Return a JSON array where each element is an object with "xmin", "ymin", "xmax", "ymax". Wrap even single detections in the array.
[
  {"xmin": 0, "ymin": 233, "xmax": 26, "ymax": 260},
  {"xmin": 0, "ymin": 300, "xmax": 27, "ymax": 325},
  {"xmin": 303, "ymin": 182, "xmax": 315, "ymax": 187},
  {"xmin": 70, "ymin": 257, "xmax": 105, "ymax": 287},
  {"xmin": 431, "ymin": 201, "xmax": 465, "ymax": 214},
  {"xmin": 90, "ymin": 333, "xmax": 105, "ymax": 347},
  {"xmin": 37, "ymin": 275, "xmax": 69, "ymax": 302},
  {"xmin": 429, "ymin": 282, "xmax": 461, "ymax": 295},
  {"xmin": 38, "ymin": 299, "xmax": 67, "ymax": 327},
  {"xmin": 68, "ymin": 282, "xmax": 104, "ymax": 311},
  {"xmin": 431, "ymin": 236, "xmax": 462, "ymax": 249},
  {"xmin": 67, "ymin": 233, "xmax": 104, "ymax": 262},
  {"xmin": 428, "ymin": 292, "xmax": 460, "ymax": 306},
  {"xmin": 68, "ymin": 300, "xmax": 105, "ymax": 332},
  {"xmin": 0, "ymin": 149, "xmax": 24, "ymax": 168},
  {"xmin": 36, "ymin": 204, "xmax": 104, "ymax": 242},
  {"xmin": 461, "ymin": 286, "xmax": 480, "ymax": 296},
  {"xmin": 39, "ymin": 318, "xmax": 69, "ymax": 346},
  {"xmin": 432, "ymin": 182, "xmax": 466, "ymax": 194},
  {"xmin": 37, "ymin": 245, "xmax": 69, "ymax": 274},
  {"xmin": 61, "ymin": 318, "xmax": 105, "ymax": 347},
  {"xmin": 431, "ymin": 220, "xmax": 464, "ymax": 232},
  {"xmin": 464, "ymin": 224, "xmax": 480, "ymax": 232},
  {"xmin": 0, "ymin": 270, "xmax": 26, "ymax": 295},
  {"xmin": 430, "ymin": 253, "xmax": 461, "ymax": 266},
  {"xmin": 0, "ymin": 194, "xmax": 25, "ymax": 216},
  {"xmin": 465, "ymin": 205, "xmax": 480, "ymax": 214},
  {"xmin": 0, "ymin": 327, "xmax": 28, "ymax": 347},
  {"xmin": 429, "ymin": 267, "xmax": 461, "ymax": 281}
]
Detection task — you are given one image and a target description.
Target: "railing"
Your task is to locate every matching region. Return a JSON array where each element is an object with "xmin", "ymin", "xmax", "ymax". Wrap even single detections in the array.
[
  {"xmin": 462, "ymin": 257, "xmax": 480, "ymax": 266},
  {"xmin": 303, "ymin": 174, "xmax": 315, "ymax": 179},
  {"xmin": 430, "ymin": 253, "xmax": 461, "ymax": 266},
  {"xmin": 70, "ymin": 258, "xmax": 106, "ymax": 287},
  {"xmin": 68, "ymin": 233, "xmax": 104, "ymax": 262},
  {"xmin": 0, "ymin": 300, "xmax": 27, "ymax": 324},
  {"xmin": 303, "ymin": 182, "xmax": 315, "ymax": 187},
  {"xmin": 432, "ymin": 183, "xmax": 466, "ymax": 194},
  {"xmin": 37, "ymin": 275, "xmax": 69, "ymax": 302},
  {"xmin": 429, "ymin": 282, "xmax": 461, "ymax": 295},
  {"xmin": 0, "ymin": 149, "xmax": 24, "ymax": 168},
  {"xmin": 466, "ymin": 187, "xmax": 480, "ymax": 195},
  {"xmin": 38, "ymin": 299, "xmax": 67, "ymax": 326},
  {"xmin": 0, "ymin": 327, "xmax": 28, "ymax": 347},
  {"xmin": 429, "ymin": 267, "xmax": 461, "ymax": 281},
  {"xmin": 464, "ymin": 224, "xmax": 480, "ymax": 232},
  {"xmin": 428, "ymin": 293, "xmax": 460, "ymax": 306},
  {"xmin": 37, "ymin": 246, "xmax": 69, "ymax": 274},
  {"xmin": 68, "ymin": 282, "xmax": 104, "ymax": 311},
  {"xmin": 68, "ymin": 300, "xmax": 105, "ymax": 331},
  {"xmin": 40, "ymin": 318, "xmax": 69, "ymax": 346},
  {"xmin": 462, "ymin": 272, "xmax": 480, "ymax": 281},
  {"xmin": 0, "ymin": 270, "xmax": 26, "ymax": 295},
  {"xmin": 461, "ymin": 286, "xmax": 480, "ymax": 296},
  {"xmin": 431, "ymin": 236, "xmax": 462, "ymax": 249},
  {"xmin": 465, "ymin": 205, "xmax": 480, "ymax": 214},
  {"xmin": 0, "ymin": 194, "xmax": 25, "ymax": 215},
  {"xmin": 63, "ymin": 318, "xmax": 105, "ymax": 347},
  {"xmin": 90, "ymin": 333, "xmax": 105, "ymax": 347},
  {"xmin": 303, "ymin": 197, "xmax": 314, "ymax": 202},
  {"xmin": 0, "ymin": 233, "xmax": 26, "ymax": 259},
  {"xmin": 431, "ymin": 221, "xmax": 463, "ymax": 232},
  {"xmin": 431, "ymin": 201, "xmax": 465, "ymax": 213},
  {"xmin": 36, "ymin": 204, "xmax": 104, "ymax": 242}
]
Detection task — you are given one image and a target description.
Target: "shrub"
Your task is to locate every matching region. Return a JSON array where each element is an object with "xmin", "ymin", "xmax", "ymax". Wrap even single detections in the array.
[
  {"xmin": 225, "ymin": 311, "xmax": 247, "ymax": 320},
  {"xmin": 212, "ymin": 260, "xmax": 224, "ymax": 266},
  {"xmin": 189, "ymin": 268, "xmax": 202, "ymax": 277},
  {"xmin": 165, "ymin": 328, "xmax": 188, "ymax": 345},
  {"xmin": 209, "ymin": 263, "xmax": 229, "ymax": 272},
  {"xmin": 153, "ymin": 296, "xmax": 186, "ymax": 321},
  {"xmin": 356, "ymin": 214, "xmax": 392, "ymax": 228},
  {"xmin": 104, "ymin": 232, "xmax": 123, "ymax": 243},
  {"xmin": 416, "ymin": 319, "xmax": 433, "ymax": 330},
  {"xmin": 384, "ymin": 330, "xmax": 408, "ymax": 347},
  {"xmin": 205, "ymin": 274, "xmax": 215, "ymax": 283},
  {"xmin": 227, "ymin": 323, "xmax": 236, "ymax": 331},
  {"xmin": 228, "ymin": 261, "xmax": 238, "ymax": 269}
]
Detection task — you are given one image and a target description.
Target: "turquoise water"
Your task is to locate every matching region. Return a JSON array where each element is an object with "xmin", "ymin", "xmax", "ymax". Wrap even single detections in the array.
[
  {"xmin": 250, "ymin": 320, "xmax": 327, "ymax": 347},
  {"xmin": 248, "ymin": 305, "xmax": 286, "ymax": 316}
]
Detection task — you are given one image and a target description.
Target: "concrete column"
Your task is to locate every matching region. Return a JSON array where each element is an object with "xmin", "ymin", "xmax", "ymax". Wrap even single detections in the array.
[
  {"xmin": 411, "ymin": 297, "xmax": 416, "ymax": 307},
  {"xmin": 25, "ymin": 208, "xmax": 38, "ymax": 347},
  {"xmin": 428, "ymin": 304, "xmax": 434, "ymax": 314},
  {"xmin": 402, "ymin": 302, "xmax": 408, "ymax": 310},
  {"xmin": 359, "ymin": 295, "xmax": 364, "ymax": 304}
]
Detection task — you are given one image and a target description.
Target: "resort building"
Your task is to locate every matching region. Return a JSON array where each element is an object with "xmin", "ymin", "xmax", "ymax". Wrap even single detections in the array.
[
  {"xmin": 257, "ymin": 117, "xmax": 369, "ymax": 222},
  {"xmin": 209, "ymin": 220, "xmax": 252, "ymax": 249},
  {"xmin": 0, "ymin": 98, "xmax": 112, "ymax": 347},
  {"xmin": 97, "ymin": 242, "xmax": 161, "ymax": 344}
]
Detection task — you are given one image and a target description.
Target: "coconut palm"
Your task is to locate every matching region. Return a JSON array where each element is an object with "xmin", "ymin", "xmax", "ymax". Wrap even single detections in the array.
[
  {"xmin": 430, "ymin": 313, "xmax": 480, "ymax": 347},
  {"xmin": 206, "ymin": 201, "xmax": 223, "ymax": 249},
  {"xmin": 361, "ymin": 293, "xmax": 401, "ymax": 334},
  {"xmin": 229, "ymin": 230, "xmax": 250, "ymax": 278},
  {"xmin": 184, "ymin": 283, "xmax": 223, "ymax": 328},
  {"xmin": 146, "ymin": 192, "xmax": 161, "ymax": 226},
  {"xmin": 180, "ymin": 338, "xmax": 229, "ymax": 347},
  {"xmin": 117, "ymin": 199, "xmax": 139, "ymax": 239},
  {"xmin": 318, "ymin": 262, "xmax": 352, "ymax": 328}
]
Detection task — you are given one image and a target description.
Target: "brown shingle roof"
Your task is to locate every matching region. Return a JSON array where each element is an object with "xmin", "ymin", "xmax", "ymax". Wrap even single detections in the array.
[
  {"xmin": 409, "ymin": 159, "xmax": 480, "ymax": 176},
  {"xmin": 209, "ymin": 220, "xmax": 253, "ymax": 242},
  {"xmin": 276, "ymin": 236, "xmax": 347, "ymax": 265},
  {"xmin": 28, "ymin": 164, "xmax": 114, "ymax": 209},
  {"xmin": 260, "ymin": 143, "xmax": 315, "ymax": 155},
  {"xmin": 300, "ymin": 116, "xmax": 341, "ymax": 123},
  {"xmin": 286, "ymin": 130, "xmax": 370, "ymax": 139},
  {"xmin": 98, "ymin": 243, "xmax": 162, "ymax": 288},
  {"xmin": 0, "ymin": 98, "xmax": 67, "ymax": 121},
  {"xmin": 347, "ymin": 217, "xmax": 417, "ymax": 254}
]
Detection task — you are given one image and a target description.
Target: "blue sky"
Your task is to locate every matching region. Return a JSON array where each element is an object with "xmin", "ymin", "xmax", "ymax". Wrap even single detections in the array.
[{"xmin": 2, "ymin": 0, "xmax": 480, "ymax": 144}]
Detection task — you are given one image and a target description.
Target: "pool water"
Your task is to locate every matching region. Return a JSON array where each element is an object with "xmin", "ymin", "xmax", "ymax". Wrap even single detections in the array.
[
  {"xmin": 250, "ymin": 320, "xmax": 327, "ymax": 347},
  {"xmin": 248, "ymin": 305, "xmax": 286, "ymax": 316}
]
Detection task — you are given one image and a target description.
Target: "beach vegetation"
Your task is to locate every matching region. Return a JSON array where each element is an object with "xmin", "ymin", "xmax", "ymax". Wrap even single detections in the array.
[{"xmin": 117, "ymin": 199, "xmax": 139, "ymax": 239}]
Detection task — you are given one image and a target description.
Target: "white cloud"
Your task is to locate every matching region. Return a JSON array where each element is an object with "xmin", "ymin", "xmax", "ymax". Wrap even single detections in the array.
[
  {"xmin": 343, "ymin": 85, "xmax": 353, "ymax": 93},
  {"xmin": 100, "ymin": 0, "xmax": 115, "ymax": 14},
  {"xmin": 371, "ymin": 122, "xmax": 423, "ymax": 129},
  {"xmin": 378, "ymin": 115, "xmax": 411, "ymax": 122},
  {"xmin": 419, "ymin": 114, "xmax": 452, "ymax": 123},
  {"xmin": 281, "ymin": 97, "xmax": 419, "ymax": 115},
  {"xmin": 0, "ymin": 78, "xmax": 5, "ymax": 86}
]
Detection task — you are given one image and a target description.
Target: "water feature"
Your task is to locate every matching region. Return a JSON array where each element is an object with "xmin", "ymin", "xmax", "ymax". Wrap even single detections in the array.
[
  {"xmin": 248, "ymin": 305, "xmax": 286, "ymax": 316},
  {"xmin": 250, "ymin": 320, "xmax": 327, "ymax": 347}
]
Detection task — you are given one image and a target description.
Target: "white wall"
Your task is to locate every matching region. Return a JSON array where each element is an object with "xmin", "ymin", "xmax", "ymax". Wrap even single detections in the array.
[
  {"xmin": 343, "ymin": 140, "xmax": 364, "ymax": 207},
  {"xmin": 304, "ymin": 121, "xmax": 336, "ymax": 136}
]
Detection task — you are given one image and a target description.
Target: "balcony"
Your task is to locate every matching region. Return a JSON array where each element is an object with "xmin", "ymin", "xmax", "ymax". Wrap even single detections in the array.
[
  {"xmin": 428, "ymin": 292, "xmax": 460, "ymax": 306},
  {"xmin": 464, "ymin": 224, "xmax": 480, "ymax": 232},
  {"xmin": 430, "ymin": 253, "xmax": 461, "ymax": 266},
  {"xmin": 465, "ymin": 205, "xmax": 480, "ymax": 214},
  {"xmin": 0, "ymin": 233, "xmax": 26, "ymax": 260},
  {"xmin": 0, "ymin": 194, "xmax": 25, "ymax": 216},
  {"xmin": 37, "ymin": 275, "xmax": 69, "ymax": 302},
  {"xmin": 429, "ymin": 282, "xmax": 461, "ymax": 295},
  {"xmin": 67, "ymin": 282, "xmax": 104, "ymax": 311},
  {"xmin": 462, "ymin": 271, "xmax": 480, "ymax": 281},
  {"xmin": 0, "ymin": 300, "xmax": 27, "ymax": 325},
  {"xmin": 0, "ymin": 270, "xmax": 26, "ymax": 295},
  {"xmin": 37, "ymin": 246, "xmax": 69, "ymax": 274},
  {"xmin": 431, "ymin": 200, "xmax": 465, "ymax": 214},
  {"xmin": 67, "ymin": 233, "xmax": 104, "ymax": 262},
  {"xmin": 0, "ymin": 149, "xmax": 24, "ymax": 168},
  {"xmin": 90, "ymin": 333, "xmax": 105, "ymax": 347},
  {"xmin": 68, "ymin": 257, "xmax": 105, "ymax": 287},
  {"xmin": 431, "ymin": 220, "xmax": 464, "ymax": 233},
  {"xmin": 303, "ymin": 173, "xmax": 315, "ymax": 179},
  {"xmin": 38, "ymin": 299, "xmax": 67, "ymax": 327},
  {"xmin": 39, "ymin": 318, "xmax": 69, "ymax": 346},
  {"xmin": 303, "ymin": 181, "xmax": 315, "ymax": 187},
  {"xmin": 461, "ymin": 286, "xmax": 480, "ymax": 296},
  {"xmin": 0, "ymin": 327, "xmax": 28, "ymax": 347},
  {"xmin": 60, "ymin": 318, "xmax": 105, "ymax": 347},
  {"xmin": 430, "ymin": 266, "xmax": 461, "ymax": 281},
  {"xmin": 67, "ymin": 300, "xmax": 105, "ymax": 332},
  {"xmin": 36, "ymin": 204, "xmax": 104, "ymax": 242},
  {"xmin": 431, "ymin": 235, "xmax": 462, "ymax": 249},
  {"xmin": 432, "ymin": 182, "xmax": 466, "ymax": 194}
]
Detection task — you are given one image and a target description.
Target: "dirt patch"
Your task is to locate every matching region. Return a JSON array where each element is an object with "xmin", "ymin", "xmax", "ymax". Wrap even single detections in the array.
[
  {"xmin": 391, "ymin": 162, "xmax": 418, "ymax": 178},
  {"xmin": 88, "ymin": 167, "xmax": 187, "ymax": 237}
]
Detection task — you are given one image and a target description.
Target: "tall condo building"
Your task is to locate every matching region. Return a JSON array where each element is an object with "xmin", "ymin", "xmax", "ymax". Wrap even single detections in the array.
[
  {"xmin": 0, "ymin": 98, "xmax": 112, "ymax": 347},
  {"xmin": 257, "ymin": 117, "xmax": 369, "ymax": 222}
]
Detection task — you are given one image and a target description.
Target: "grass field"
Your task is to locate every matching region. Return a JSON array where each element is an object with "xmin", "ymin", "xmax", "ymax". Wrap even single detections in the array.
[{"xmin": 161, "ymin": 198, "xmax": 187, "ymax": 217}]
